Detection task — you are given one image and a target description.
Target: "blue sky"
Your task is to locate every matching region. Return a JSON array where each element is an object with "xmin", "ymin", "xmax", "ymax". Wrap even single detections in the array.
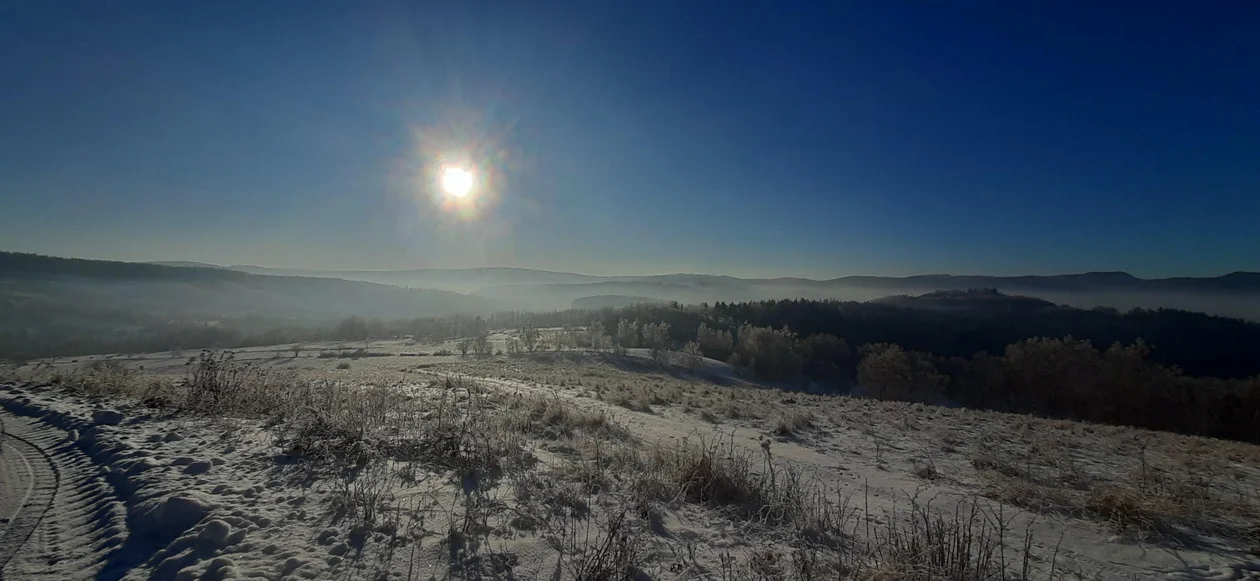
[{"xmin": 1, "ymin": 1, "xmax": 1257, "ymax": 278}]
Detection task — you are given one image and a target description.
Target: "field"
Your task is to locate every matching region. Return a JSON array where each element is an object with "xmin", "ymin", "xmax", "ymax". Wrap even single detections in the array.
[{"xmin": 2, "ymin": 335, "xmax": 1258, "ymax": 580}]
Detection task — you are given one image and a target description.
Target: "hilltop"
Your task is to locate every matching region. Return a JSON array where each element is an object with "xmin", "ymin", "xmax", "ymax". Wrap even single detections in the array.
[{"xmin": 870, "ymin": 288, "xmax": 1060, "ymax": 312}]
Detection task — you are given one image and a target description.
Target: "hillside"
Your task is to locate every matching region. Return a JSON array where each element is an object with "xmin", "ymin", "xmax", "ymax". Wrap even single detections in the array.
[
  {"xmin": 5, "ymin": 347, "xmax": 1258, "ymax": 580},
  {"xmin": 0, "ymin": 252, "xmax": 497, "ymax": 359},
  {"xmin": 1, "ymin": 252, "xmax": 495, "ymax": 318}
]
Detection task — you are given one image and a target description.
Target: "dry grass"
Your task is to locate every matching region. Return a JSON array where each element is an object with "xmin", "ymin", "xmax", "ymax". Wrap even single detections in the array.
[
  {"xmin": 19, "ymin": 359, "xmax": 181, "ymax": 406},
  {"xmin": 448, "ymin": 353, "xmax": 1260, "ymax": 567},
  {"xmin": 566, "ymin": 509, "xmax": 647, "ymax": 581},
  {"xmin": 774, "ymin": 411, "xmax": 815, "ymax": 437},
  {"xmin": 610, "ymin": 391, "xmax": 653, "ymax": 413},
  {"xmin": 23, "ymin": 346, "xmax": 1260, "ymax": 579},
  {"xmin": 426, "ymin": 356, "xmax": 1064, "ymax": 579},
  {"xmin": 506, "ymin": 393, "xmax": 631, "ymax": 441},
  {"xmin": 967, "ymin": 420, "xmax": 1260, "ymax": 541},
  {"xmin": 630, "ymin": 435, "xmax": 1043, "ymax": 580},
  {"xmin": 709, "ymin": 492, "xmax": 1042, "ymax": 581},
  {"xmin": 330, "ymin": 460, "xmax": 399, "ymax": 525},
  {"xmin": 857, "ymin": 495, "xmax": 1038, "ymax": 581},
  {"xmin": 635, "ymin": 436, "xmax": 853, "ymax": 541}
]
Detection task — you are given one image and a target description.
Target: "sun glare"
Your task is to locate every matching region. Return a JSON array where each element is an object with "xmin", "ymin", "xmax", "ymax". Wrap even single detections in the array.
[{"xmin": 440, "ymin": 165, "xmax": 475, "ymax": 198}]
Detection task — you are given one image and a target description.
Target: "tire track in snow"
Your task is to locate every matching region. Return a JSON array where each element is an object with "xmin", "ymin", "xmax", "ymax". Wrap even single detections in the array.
[
  {"xmin": 0, "ymin": 411, "xmax": 60, "ymax": 577},
  {"xmin": 0, "ymin": 408, "xmax": 129, "ymax": 580},
  {"xmin": 0, "ymin": 415, "xmax": 35, "ymax": 537}
]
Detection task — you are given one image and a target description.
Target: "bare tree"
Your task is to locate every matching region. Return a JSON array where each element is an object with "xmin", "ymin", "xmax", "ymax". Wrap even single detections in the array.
[
  {"xmin": 473, "ymin": 330, "xmax": 491, "ymax": 357},
  {"xmin": 521, "ymin": 322, "xmax": 540, "ymax": 353},
  {"xmin": 682, "ymin": 340, "xmax": 705, "ymax": 371},
  {"xmin": 641, "ymin": 322, "xmax": 671, "ymax": 361},
  {"xmin": 589, "ymin": 320, "xmax": 609, "ymax": 352},
  {"xmin": 615, "ymin": 319, "xmax": 640, "ymax": 354},
  {"xmin": 696, "ymin": 323, "xmax": 735, "ymax": 362}
]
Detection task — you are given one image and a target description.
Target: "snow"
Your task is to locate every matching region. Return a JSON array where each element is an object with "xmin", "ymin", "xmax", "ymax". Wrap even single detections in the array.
[{"xmin": 3, "ymin": 346, "xmax": 1260, "ymax": 580}]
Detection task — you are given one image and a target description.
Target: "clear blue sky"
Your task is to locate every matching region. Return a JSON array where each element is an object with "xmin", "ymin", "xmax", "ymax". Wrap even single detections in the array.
[{"xmin": 2, "ymin": 1, "xmax": 1257, "ymax": 278}]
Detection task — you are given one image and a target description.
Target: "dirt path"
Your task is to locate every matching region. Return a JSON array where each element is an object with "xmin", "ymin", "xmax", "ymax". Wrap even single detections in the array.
[{"xmin": 0, "ymin": 408, "xmax": 128, "ymax": 580}]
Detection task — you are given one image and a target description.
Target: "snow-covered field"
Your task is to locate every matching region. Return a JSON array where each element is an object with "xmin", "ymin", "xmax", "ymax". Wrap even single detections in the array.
[{"xmin": 2, "ymin": 341, "xmax": 1259, "ymax": 580}]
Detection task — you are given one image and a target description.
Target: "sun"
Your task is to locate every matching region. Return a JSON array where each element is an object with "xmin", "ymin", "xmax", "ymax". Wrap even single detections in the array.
[{"xmin": 440, "ymin": 165, "xmax": 475, "ymax": 198}]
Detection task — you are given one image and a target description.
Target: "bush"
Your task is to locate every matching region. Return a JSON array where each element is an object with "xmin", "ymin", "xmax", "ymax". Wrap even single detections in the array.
[
  {"xmin": 183, "ymin": 350, "xmax": 269, "ymax": 413},
  {"xmin": 568, "ymin": 510, "xmax": 646, "ymax": 581},
  {"xmin": 773, "ymin": 412, "xmax": 813, "ymax": 437},
  {"xmin": 508, "ymin": 395, "xmax": 629, "ymax": 441},
  {"xmin": 639, "ymin": 438, "xmax": 834, "ymax": 532}
]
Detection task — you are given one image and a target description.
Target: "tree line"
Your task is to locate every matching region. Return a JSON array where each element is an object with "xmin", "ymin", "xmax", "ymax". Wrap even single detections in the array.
[
  {"xmin": 401, "ymin": 298, "xmax": 1260, "ymax": 443},
  {"xmin": 587, "ymin": 299, "xmax": 1260, "ymax": 443},
  {"xmin": 6, "ymin": 292, "xmax": 1259, "ymax": 443}
]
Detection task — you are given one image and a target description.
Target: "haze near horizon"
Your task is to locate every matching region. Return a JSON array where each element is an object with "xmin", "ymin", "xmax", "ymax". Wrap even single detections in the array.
[{"xmin": 2, "ymin": 1, "xmax": 1257, "ymax": 278}]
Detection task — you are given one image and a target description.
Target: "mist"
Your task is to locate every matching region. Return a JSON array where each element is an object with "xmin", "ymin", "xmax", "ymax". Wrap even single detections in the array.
[{"xmin": 4, "ymin": 251, "xmax": 1259, "ymax": 363}]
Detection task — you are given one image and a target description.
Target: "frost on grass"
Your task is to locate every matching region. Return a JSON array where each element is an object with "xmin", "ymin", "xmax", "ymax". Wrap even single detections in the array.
[{"xmin": 7, "ymin": 348, "xmax": 1259, "ymax": 580}]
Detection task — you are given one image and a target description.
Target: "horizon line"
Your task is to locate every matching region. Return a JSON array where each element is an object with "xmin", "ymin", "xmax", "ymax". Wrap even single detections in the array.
[{"xmin": 4, "ymin": 251, "xmax": 1253, "ymax": 281}]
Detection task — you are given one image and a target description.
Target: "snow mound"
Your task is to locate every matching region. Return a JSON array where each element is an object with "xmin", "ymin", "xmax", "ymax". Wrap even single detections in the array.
[{"xmin": 133, "ymin": 493, "xmax": 215, "ymax": 543}]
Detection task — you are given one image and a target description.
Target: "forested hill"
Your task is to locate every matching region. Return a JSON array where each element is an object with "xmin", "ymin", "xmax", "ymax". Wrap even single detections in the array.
[
  {"xmin": 3, "ymin": 251, "xmax": 248, "ymax": 281},
  {"xmin": 868, "ymin": 288, "xmax": 1058, "ymax": 312}
]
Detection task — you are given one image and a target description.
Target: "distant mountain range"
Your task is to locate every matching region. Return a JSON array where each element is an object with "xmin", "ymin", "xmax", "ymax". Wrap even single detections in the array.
[
  {"xmin": 2, "ymin": 252, "xmax": 1256, "ymax": 323},
  {"xmin": 223, "ymin": 265, "xmax": 601, "ymax": 292},
  {"xmin": 147, "ymin": 261, "xmax": 1260, "ymax": 293},
  {"xmin": 134, "ymin": 259, "xmax": 1260, "ymax": 320}
]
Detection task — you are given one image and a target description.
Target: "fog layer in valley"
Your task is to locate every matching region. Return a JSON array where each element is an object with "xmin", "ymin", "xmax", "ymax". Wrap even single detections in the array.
[
  {"xmin": 4, "ymin": 252, "xmax": 1259, "ymax": 362},
  {"xmin": 186, "ymin": 261, "xmax": 1260, "ymax": 320}
]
